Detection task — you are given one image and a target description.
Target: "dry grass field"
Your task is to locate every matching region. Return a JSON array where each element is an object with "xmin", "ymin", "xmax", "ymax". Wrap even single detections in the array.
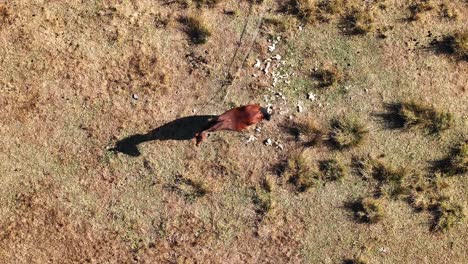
[{"xmin": 0, "ymin": 0, "xmax": 467, "ymax": 263}]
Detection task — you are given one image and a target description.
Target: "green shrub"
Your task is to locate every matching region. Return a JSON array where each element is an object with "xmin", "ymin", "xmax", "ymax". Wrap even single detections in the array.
[
  {"xmin": 341, "ymin": 7, "xmax": 374, "ymax": 35},
  {"xmin": 329, "ymin": 117, "xmax": 368, "ymax": 149},
  {"xmin": 434, "ymin": 199, "xmax": 465, "ymax": 232},
  {"xmin": 392, "ymin": 101, "xmax": 453, "ymax": 134},
  {"xmin": 286, "ymin": 152, "xmax": 320, "ymax": 192},
  {"xmin": 355, "ymin": 197, "xmax": 385, "ymax": 223},
  {"xmin": 319, "ymin": 159, "xmax": 346, "ymax": 181}
]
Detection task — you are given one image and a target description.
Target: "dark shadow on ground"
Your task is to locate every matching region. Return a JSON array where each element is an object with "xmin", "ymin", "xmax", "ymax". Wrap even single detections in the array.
[
  {"xmin": 373, "ymin": 103, "xmax": 406, "ymax": 130},
  {"xmin": 110, "ymin": 115, "xmax": 216, "ymax": 157}
]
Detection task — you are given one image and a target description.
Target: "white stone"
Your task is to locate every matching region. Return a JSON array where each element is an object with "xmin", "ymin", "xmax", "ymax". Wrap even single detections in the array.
[
  {"xmin": 297, "ymin": 104, "xmax": 303, "ymax": 113},
  {"xmin": 264, "ymin": 62, "xmax": 271, "ymax": 74},
  {"xmin": 247, "ymin": 135, "xmax": 257, "ymax": 143},
  {"xmin": 254, "ymin": 59, "xmax": 261, "ymax": 68},
  {"xmin": 272, "ymin": 54, "xmax": 282, "ymax": 61},
  {"xmin": 307, "ymin": 92, "xmax": 317, "ymax": 101},
  {"xmin": 264, "ymin": 138, "xmax": 273, "ymax": 146},
  {"xmin": 268, "ymin": 43, "xmax": 276, "ymax": 52}
]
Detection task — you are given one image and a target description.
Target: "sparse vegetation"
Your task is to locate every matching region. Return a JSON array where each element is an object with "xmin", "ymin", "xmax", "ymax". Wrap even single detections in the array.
[
  {"xmin": 352, "ymin": 155, "xmax": 379, "ymax": 180},
  {"xmin": 409, "ymin": 0, "xmax": 434, "ymax": 21},
  {"xmin": 251, "ymin": 186, "xmax": 272, "ymax": 218},
  {"xmin": 373, "ymin": 162, "xmax": 410, "ymax": 198},
  {"xmin": 312, "ymin": 67, "xmax": 342, "ymax": 88},
  {"xmin": 194, "ymin": 0, "xmax": 224, "ymax": 7},
  {"xmin": 290, "ymin": 118, "xmax": 325, "ymax": 146},
  {"xmin": 433, "ymin": 199, "xmax": 465, "ymax": 232},
  {"xmin": 319, "ymin": 159, "xmax": 346, "ymax": 181},
  {"xmin": 1, "ymin": 0, "xmax": 467, "ymax": 262},
  {"xmin": 284, "ymin": 0, "xmax": 317, "ymax": 23},
  {"xmin": 262, "ymin": 16, "xmax": 292, "ymax": 33},
  {"xmin": 431, "ymin": 32, "xmax": 468, "ymax": 61},
  {"xmin": 352, "ymin": 197, "xmax": 385, "ymax": 224},
  {"xmin": 183, "ymin": 14, "xmax": 212, "ymax": 44},
  {"xmin": 286, "ymin": 152, "xmax": 320, "ymax": 192},
  {"xmin": 165, "ymin": 175, "xmax": 208, "ymax": 202},
  {"xmin": 316, "ymin": 0, "xmax": 344, "ymax": 22},
  {"xmin": 449, "ymin": 32, "xmax": 468, "ymax": 60},
  {"xmin": 435, "ymin": 141, "xmax": 468, "ymax": 175},
  {"xmin": 343, "ymin": 256, "xmax": 369, "ymax": 264},
  {"xmin": 384, "ymin": 101, "xmax": 453, "ymax": 134},
  {"xmin": 329, "ymin": 117, "xmax": 368, "ymax": 149},
  {"xmin": 439, "ymin": 2, "xmax": 459, "ymax": 20},
  {"xmin": 341, "ymin": 7, "xmax": 374, "ymax": 35}
]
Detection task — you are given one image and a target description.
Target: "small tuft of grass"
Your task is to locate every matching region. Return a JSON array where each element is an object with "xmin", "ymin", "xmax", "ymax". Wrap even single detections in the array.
[
  {"xmin": 408, "ymin": 0, "xmax": 434, "ymax": 21},
  {"xmin": 351, "ymin": 197, "xmax": 385, "ymax": 224},
  {"xmin": 383, "ymin": 101, "xmax": 453, "ymax": 134},
  {"xmin": 449, "ymin": 32, "xmax": 468, "ymax": 60},
  {"xmin": 250, "ymin": 186, "xmax": 272, "ymax": 219},
  {"xmin": 353, "ymin": 157, "xmax": 411, "ymax": 198},
  {"xmin": 433, "ymin": 199, "xmax": 465, "ymax": 232},
  {"xmin": 352, "ymin": 155, "xmax": 379, "ymax": 180},
  {"xmin": 316, "ymin": 0, "xmax": 344, "ymax": 22},
  {"xmin": 431, "ymin": 32, "xmax": 468, "ymax": 61},
  {"xmin": 262, "ymin": 16, "xmax": 293, "ymax": 33},
  {"xmin": 182, "ymin": 14, "xmax": 212, "ymax": 44},
  {"xmin": 194, "ymin": 0, "xmax": 224, "ymax": 7},
  {"xmin": 284, "ymin": 0, "xmax": 318, "ymax": 23},
  {"xmin": 154, "ymin": 12, "xmax": 172, "ymax": 28},
  {"xmin": 440, "ymin": 2, "xmax": 459, "ymax": 20},
  {"xmin": 329, "ymin": 117, "xmax": 368, "ymax": 149},
  {"xmin": 434, "ymin": 141, "xmax": 468, "ymax": 175},
  {"xmin": 319, "ymin": 159, "xmax": 347, "ymax": 181},
  {"xmin": 341, "ymin": 7, "xmax": 374, "ymax": 35},
  {"xmin": 311, "ymin": 67, "xmax": 342, "ymax": 88},
  {"xmin": 409, "ymin": 190, "xmax": 432, "ymax": 211},
  {"xmin": 343, "ymin": 256, "xmax": 369, "ymax": 264},
  {"xmin": 373, "ymin": 161, "xmax": 411, "ymax": 198},
  {"xmin": 286, "ymin": 152, "xmax": 320, "ymax": 192},
  {"xmin": 290, "ymin": 119, "xmax": 325, "ymax": 146}
]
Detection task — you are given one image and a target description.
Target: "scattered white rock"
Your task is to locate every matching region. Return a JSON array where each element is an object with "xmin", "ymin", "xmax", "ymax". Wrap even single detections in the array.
[
  {"xmin": 274, "ymin": 141, "xmax": 284, "ymax": 150},
  {"xmin": 378, "ymin": 247, "xmax": 388, "ymax": 254},
  {"xmin": 364, "ymin": 88, "xmax": 369, "ymax": 93},
  {"xmin": 254, "ymin": 59, "xmax": 261, "ymax": 68},
  {"xmin": 268, "ymin": 43, "xmax": 276, "ymax": 52},
  {"xmin": 307, "ymin": 92, "xmax": 317, "ymax": 101},
  {"xmin": 264, "ymin": 138, "xmax": 273, "ymax": 146},
  {"xmin": 297, "ymin": 103, "xmax": 303, "ymax": 113},
  {"xmin": 255, "ymin": 127, "xmax": 261, "ymax": 133},
  {"xmin": 247, "ymin": 135, "xmax": 257, "ymax": 143},
  {"xmin": 298, "ymin": 25, "xmax": 303, "ymax": 31},
  {"xmin": 272, "ymin": 54, "xmax": 282, "ymax": 61},
  {"xmin": 132, "ymin": 94, "xmax": 139, "ymax": 100},
  {"xmin": 264, "ymin": 61, "xmax": 271, "ymax": 74}
]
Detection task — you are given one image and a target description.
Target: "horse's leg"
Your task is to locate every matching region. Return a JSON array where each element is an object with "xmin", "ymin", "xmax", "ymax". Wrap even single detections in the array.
[{"xmin": 195, "ymin": 121, "xmax": 229, "ymax": 146}]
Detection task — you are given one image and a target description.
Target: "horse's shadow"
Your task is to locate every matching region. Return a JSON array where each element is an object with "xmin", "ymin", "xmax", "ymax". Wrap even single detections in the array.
[{"xmin": 110, "ymin": 115, "xmax": 216, "ymax": 157}]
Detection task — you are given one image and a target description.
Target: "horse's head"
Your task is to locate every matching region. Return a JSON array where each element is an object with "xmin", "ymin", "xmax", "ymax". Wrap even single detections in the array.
[{"xmin": 260, "ymin": 107, "xmax": 272, "ymax": 121}]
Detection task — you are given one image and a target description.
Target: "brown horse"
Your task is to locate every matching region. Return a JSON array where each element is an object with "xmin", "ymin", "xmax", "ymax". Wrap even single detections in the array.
[{"xmin": 195, "ymin": 104, "xmax": 271, "ymax": 146}]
